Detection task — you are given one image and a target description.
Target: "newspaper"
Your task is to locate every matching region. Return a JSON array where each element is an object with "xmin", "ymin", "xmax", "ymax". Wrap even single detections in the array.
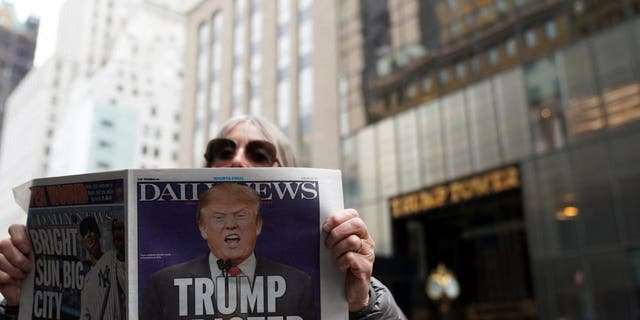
[{"xmin": 18, "ymin": 168, "xmax": 348, "ymax": 320}]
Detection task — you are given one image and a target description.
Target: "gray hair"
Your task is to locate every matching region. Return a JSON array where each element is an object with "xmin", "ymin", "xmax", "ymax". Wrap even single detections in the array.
[{"xmin": 213, "ymin": 115, "xmax": 297, "ymax": 167}]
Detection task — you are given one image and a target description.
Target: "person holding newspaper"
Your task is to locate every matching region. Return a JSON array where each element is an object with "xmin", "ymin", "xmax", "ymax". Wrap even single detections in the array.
[
  {"xmin": 0, "ymin": 115, "xmax": 406, "ymax": 320},
  {"xmin": 140, "ymin": 182, "xmax": 316, "ymax": 319}
]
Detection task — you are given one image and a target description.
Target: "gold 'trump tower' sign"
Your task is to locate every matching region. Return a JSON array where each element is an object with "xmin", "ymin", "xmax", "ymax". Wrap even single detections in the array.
[{"xmin": 390, "ymin": 165, "xmax": 520, "ymax": 218}]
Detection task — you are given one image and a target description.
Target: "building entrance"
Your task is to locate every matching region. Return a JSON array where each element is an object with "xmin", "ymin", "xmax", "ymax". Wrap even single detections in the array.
[{"xmin": 388, "ymin": 189, "xmax": 535, "ymax": 319}]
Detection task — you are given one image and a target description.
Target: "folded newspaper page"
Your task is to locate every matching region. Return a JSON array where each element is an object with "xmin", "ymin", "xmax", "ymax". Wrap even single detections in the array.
[{"xmin": 18, "ymin": 168, "xmax": 347, "ymax": 320}]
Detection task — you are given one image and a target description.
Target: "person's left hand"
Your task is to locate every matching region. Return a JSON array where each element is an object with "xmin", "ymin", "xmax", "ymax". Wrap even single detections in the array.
[{"xmin": 323, "ymin": 209, "xmax": 375, "ymax": 312}]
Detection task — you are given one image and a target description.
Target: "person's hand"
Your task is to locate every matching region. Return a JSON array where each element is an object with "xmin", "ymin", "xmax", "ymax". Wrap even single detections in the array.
[
  {"xmin": 0, "ymin": 224, "xmax": 32, "ymax": 305},
  {"xmin": 323, "ymin": 209, "xmax": 375, "ymax": 312}
]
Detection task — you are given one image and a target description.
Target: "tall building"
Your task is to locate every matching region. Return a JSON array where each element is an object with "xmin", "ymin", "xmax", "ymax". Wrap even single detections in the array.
[
  {"xmin": 0, "ymin": 1, "xmax": 38, "ymax": 140},
  {"xmin": 0, "ymin": 0, "xmax": 132, "ymax": 232},
  {"xmin": 0, "ymin": 55, "xmax": 77, "ymax": 238},
  {"xmin": 0, "ymin": 0, "xmax": 197, "ymax": 240},
  {"xmin": 337, "ymin": 0, "xmax": 390, "ymax": 135},
  {"xmin": 180, "ymin": 0, "xmax": 340, "ymax": 169},
  {"xmin": 339, "ymin": 0, "xmax": 640, "ymax": 318},
  {"xmin": 54, "ymin": 0, "xmax": 143, "ymax": 78},
  {"xmin": 49, "ymin": 1, "xmax": 188, "ymax": 175}
]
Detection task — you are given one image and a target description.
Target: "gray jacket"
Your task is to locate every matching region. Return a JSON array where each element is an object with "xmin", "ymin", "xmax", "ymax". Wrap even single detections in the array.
[{"xmin": 349, "ymin": 277, "xmax": 407, "ymax": 320}]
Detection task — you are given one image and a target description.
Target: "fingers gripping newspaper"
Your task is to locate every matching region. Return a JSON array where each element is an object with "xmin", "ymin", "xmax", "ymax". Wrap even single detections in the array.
[{"xmin": 17, "ymin": 168, "xmax": 348, "ymax": 320}]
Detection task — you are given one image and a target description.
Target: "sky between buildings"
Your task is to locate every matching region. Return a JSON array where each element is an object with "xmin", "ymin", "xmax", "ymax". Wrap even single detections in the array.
[{"xmin": 13, "ymin": 0, "xmax": 65, "ymax": 66}]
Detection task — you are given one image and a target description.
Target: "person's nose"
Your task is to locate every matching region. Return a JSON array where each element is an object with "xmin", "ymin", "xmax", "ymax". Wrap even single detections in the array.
[
  {"xmin": 224, "ymin": 215, "xmax": 239, "ymax": 229},
  {"xmin": 227, "ymin": 146, "xmax": 251, "ymax": 168}
]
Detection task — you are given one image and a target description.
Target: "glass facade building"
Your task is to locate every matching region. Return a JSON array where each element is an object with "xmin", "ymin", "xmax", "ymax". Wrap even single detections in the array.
[{"xmin": 342, "ymin": 1, "xmax": 640, "ymax": 318}]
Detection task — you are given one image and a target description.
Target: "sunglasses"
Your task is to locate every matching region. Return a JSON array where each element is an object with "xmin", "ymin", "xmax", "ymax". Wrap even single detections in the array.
[{"xmin": 204, "ymin": 138, "xmax": 280, "ymax": 167}]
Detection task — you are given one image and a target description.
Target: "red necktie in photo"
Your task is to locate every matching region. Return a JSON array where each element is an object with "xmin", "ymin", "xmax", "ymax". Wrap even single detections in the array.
[{"xmin": 229, "ymin": 265, "xmax": 242, "ymax": 276}]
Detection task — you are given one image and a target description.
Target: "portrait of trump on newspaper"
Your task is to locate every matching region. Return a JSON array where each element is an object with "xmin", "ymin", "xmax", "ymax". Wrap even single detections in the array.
[{"xmin": 140, "ymin": 183, "xmax": 317, "ymax": 320}]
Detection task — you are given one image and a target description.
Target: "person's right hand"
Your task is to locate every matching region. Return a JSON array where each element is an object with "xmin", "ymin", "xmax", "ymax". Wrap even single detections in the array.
[{"xmin": 0, "ymin": 224, "xmax": 32, "ymax": 305}]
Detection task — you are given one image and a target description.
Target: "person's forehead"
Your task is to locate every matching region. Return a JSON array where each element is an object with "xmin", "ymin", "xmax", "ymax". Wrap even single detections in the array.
[
  {"xmin": 205, "ymin": 205, "xmax": 252, "ymax": 214},
  {"xmin": 224, "ymin": 122, "xmax": 269, "ymax": 142},
  {"xmin": 201, "ymin": 196, "xmax": 257, "ymax": 212}
]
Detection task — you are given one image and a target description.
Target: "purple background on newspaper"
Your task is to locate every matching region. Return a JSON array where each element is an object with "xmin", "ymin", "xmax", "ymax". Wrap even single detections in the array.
[{"xmin": 136, "ymin": 181, "xmax": 320, "ymax": 303}]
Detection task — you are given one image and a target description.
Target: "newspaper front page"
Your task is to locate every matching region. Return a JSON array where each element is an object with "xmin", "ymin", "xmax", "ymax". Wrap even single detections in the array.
[{"xmin": 18, "ymin": 168, "xmax": 347, "ymax": 320}]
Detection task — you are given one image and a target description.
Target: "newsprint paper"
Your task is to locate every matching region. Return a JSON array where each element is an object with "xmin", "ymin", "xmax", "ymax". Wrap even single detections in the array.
[{"xmin": 17, "ymin": 168, "xmax": 348, "ymax": 320}]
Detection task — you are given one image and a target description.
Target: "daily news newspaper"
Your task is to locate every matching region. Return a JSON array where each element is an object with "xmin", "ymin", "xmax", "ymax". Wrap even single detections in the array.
[{"xmin": 16, "ymin": 168, "xmax": 348, "ymax": 320}]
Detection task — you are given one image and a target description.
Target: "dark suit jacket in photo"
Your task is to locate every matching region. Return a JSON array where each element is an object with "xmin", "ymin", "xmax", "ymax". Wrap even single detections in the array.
[{"xmin": 140, "ymin": 254, "xmax": 317, "ymax": 320}]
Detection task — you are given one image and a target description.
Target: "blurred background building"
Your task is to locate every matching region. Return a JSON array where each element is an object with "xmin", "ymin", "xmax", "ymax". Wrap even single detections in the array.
[
  {"xmin": 1, "ymin": 0, "xmax": 639, "ymax": 318},
  {"xmin": 337, "ymin": 0, "xmax": 640, "ymax": 319},
  {"xmin": 0, "ymin": 0, "xmax": 197, "ymax": 237},
  {"xmin": 0, "ymin": 1, "xmax": 38, "ymax": 143},
  {"xmin": 179, "ymin": 0, "xmax": 340, "ymax": 169}
]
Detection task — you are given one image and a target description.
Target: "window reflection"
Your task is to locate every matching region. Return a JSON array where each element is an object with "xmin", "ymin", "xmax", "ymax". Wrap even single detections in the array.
[{"xmin": 524, "ymin": 56, "xmax": 566, "ymax": 153}]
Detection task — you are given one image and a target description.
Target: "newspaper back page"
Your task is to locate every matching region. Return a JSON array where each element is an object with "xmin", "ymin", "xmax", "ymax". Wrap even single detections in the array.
[{"xmin": 18, "ymin": 171, "xmax": 127, "ymax": 320}]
